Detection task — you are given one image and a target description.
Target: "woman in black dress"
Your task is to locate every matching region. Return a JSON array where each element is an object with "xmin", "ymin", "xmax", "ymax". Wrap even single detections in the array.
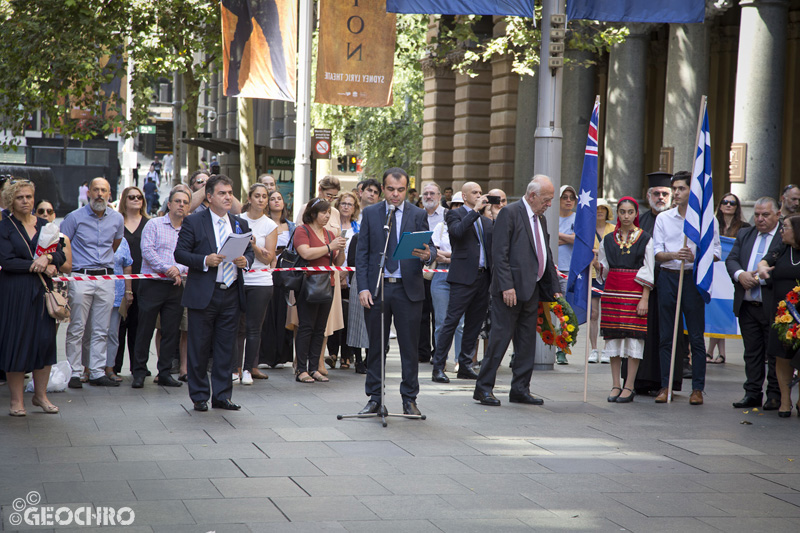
[
  {"xmin": 0, "ymin": 180, "xmax": 66, "ymax": 416},
  {"xmin": 758, "ymin": 214, "xmax": 800, "ymax": 417}
]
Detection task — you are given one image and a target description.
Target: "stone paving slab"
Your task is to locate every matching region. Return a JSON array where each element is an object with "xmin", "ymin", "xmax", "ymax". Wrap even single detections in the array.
[{"xmin": 1, "ymin": 332, "xmax": 800, "ymax": 531}]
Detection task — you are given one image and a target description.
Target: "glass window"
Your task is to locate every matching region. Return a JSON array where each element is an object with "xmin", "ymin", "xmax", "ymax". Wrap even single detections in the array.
[
  {"xmin": 33, "ymin": 148, "xmax": 61, "ymax": 165},
  {"xmin": 86, "ymin": 150, "xmax": 108, "ymax": 166},
  {"xmin": 66, "ymin": 149, "xmax": 85, "ymax": 166}
]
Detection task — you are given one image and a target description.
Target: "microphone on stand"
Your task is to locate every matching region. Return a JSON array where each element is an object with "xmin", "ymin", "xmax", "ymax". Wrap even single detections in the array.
[{"xmin": 384, "ymin": 204, "xmax": 396, "ymax": 232}]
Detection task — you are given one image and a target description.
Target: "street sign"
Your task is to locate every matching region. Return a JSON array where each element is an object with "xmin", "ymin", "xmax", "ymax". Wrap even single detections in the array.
[
  {"xmin": 313, "ymin": 128, "xmax": 331, "ymax": 159},
  {"xmin": 138, "ymin": 125, "xmax": 156, "ymax": 134}
]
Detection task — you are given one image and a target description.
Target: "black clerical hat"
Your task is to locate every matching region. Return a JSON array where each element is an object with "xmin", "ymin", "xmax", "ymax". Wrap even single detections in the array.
[{"xmin": 646, "ymin": 172, "xmax": 672, "ymax": 188}]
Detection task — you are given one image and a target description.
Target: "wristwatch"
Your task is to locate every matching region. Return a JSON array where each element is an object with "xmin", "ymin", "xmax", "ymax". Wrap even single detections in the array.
[{"xmin": 46, "ymin": 253, "xmax": 53, "ymax": 263}]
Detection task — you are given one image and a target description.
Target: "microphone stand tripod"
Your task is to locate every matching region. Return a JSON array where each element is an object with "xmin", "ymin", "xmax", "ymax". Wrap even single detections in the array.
[{"xmin": 338, "ymin": 204, "xmax": 426, "ymax": 427}]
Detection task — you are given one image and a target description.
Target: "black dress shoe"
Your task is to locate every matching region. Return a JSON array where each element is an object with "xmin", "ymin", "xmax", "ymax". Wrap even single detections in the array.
[
  {"xmin": 358, "ymin": 400, "xmax": 387, "ymax": 415},
  {"xmin": 193, "ymin": 401, "xmax": 208, "ymax": 412},
  {"xmin": 89, "ymin": 375, "xmax": 121, "ymax": 387},
  {"xmin": 509, "ymin": 393, "xmax": 544, "ymax": 405},
  {"xmin": 158, "ymin": 374, "xmax": 183, "ymax": 387},
  {"xmin": 763, "ymin": 398, "xmax": 780, "ymax": 411},
  {"xmin": 211, "ymin": 399, "xmax": 241, "ymax": 410},
  {"xmin": 732, "ymin": 395, "xmax": 762, "ymax": 409},
  {"xmin": 354, "ymin": 362, "xmax": 367, "ymax": 374},
  {"xmin": 403, "ymin": 400, "xmax": 422, "ymax": 416},
  {"xmin": 432, "ymin": 369, "xmax": 450, "ymax": 383},
  {"xmin": 178, "ymin": 374, "xmax": 188, "ymax": 382},
  {"xmin": 456, "ymin": 366, "xmax": 479, "ymax": 380},
  {"xmin": 131, "ymin": 376, "xmax": 145, "ymax": 389},
  {"xmin": 68, "ymin": 376, "xmax": 83, "ymax": 389},
  {"xmin": 473, "ymin": 390, "xmax": 501, "ymax": 406}
]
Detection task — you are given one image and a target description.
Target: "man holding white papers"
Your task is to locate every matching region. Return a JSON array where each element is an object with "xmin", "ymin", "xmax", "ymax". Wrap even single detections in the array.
[
  {"xmin": 174, "ymin": 175, "xmax": 254, "ymax": 412},
  {"xmin": 356, "ymin": 168, "xmax": 437, "ymax": 417}
]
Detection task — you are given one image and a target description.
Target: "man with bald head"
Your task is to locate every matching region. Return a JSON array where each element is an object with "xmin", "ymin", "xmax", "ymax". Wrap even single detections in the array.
[
  {"xmin": 473, "ymin": 175, "xmax": 560, "ymax": 406},
  {"xmin": 431, "ymin": 181, "xmax": 493, "ymax": 383},
  {"xmin": 61, "ymin": 177, "xmax": 125, "ymax": 388},
  {"xmin": 485, "ymin": 188, "xmax": 508, "ymax": 221}
]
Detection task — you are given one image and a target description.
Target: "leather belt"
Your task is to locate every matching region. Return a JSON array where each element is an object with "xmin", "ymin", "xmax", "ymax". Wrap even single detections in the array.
[
  {"xmin": 384, "ymin": 277, "xmax": 400, "ymax": 284},
  {"xmin": 216, "ymin": 283, "xmax": 230, "ymax": 290},
  {"xmin": 744, "ymin": 300, "xmax": 763, "ymax": 307},
  {"xmin": 478, "ymin": 267, "xmax": 487, "ymax": 273},
  {"xmin": 73, "ymin": 268, "xmax": 112, "ymax": 275}
]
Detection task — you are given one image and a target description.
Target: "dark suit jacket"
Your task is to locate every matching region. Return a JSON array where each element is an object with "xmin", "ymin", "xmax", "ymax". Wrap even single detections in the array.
[
  {"xmin": 446, "ymin": 206, "xmax": 493, "ymax": 285},
  {"xmin": 174, "ymin": 209, "xmax": 254, "ymax": 311},
  {"xmin": 355, "ymin": 200, "xmax": 437, "ymax": 302},
  {"xmin": 491, "ymin": 199, "xmax": 559, "ymax": 302},
  {"xmin": 725, "ymin": 224, "xmax": 781, "ymax": 317}
]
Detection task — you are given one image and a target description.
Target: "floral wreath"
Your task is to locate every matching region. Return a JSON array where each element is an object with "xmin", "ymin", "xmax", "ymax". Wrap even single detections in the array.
[
  {"xmin": 537, "ymin": 296, "xmax": 579, "ymax": 353},
  {"xmin": 773, "ymin": 285, "xmax": 800, "ymax": 351}
]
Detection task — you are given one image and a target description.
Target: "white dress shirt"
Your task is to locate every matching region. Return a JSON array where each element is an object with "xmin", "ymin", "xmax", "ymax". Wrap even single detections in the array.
[
  {"xmin": 734, "ymin": 223, "xmax": 778, "ymax": 301},
  {"xmin": 653, "ymin": 206, "xmax": 721, "ymax": 270},
  {"xmin": 523, "ymin": 199, "xmax": 548, "ymax": 280},
  {"xmin": 209, "ymin": 210, "xmax": 237, "ymax": 283},
  {"xmin": 386, "ymin": 203, "xmax": 403, "ymax": 278}
]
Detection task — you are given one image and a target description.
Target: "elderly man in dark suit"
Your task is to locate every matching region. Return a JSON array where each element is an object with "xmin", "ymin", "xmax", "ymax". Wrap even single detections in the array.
[
  {"xmin": 726, "ymin": 196, "xmax": 782, "ymax": 410},
  {"xmin": 431, "ymin": 181, "xmax": 493, "ymax": 383},
  {"xmin": 174, "ymin": 174, "xmax": 254, "ymax": 412},
  {"xmin": 356, "ymin": 168, "xmax": 437, "ymax": 417},
  {"xmin": 473, "ymin": 175, "xmax": 560, "ymax": 406}
]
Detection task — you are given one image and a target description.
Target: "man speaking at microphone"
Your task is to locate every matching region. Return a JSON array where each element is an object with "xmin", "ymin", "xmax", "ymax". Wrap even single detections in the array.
[{"xmin": 356, "ymin": 168, "xmax": 437, "ymax": 417}]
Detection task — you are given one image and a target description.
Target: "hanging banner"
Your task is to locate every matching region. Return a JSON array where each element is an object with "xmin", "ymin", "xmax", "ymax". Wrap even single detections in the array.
[
  {"xmin": 315, "ymin": 0, "xmax": 395, "ymax": 108},
  {"xmin": 387, "ymin": 0, "xmax": 534, "ymax": 17},
  {"xmin": 220, "ymin": 0, "xmax": 297, "ymax": 101}
]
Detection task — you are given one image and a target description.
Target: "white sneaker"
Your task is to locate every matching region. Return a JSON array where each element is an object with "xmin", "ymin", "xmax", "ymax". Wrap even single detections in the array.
[
  {"xmin": 600, "ymin": 351, "xmax": 610, "ymax": 364},
  {"xmin": 241, "ymin": 370, "xmax": 253, "ymax": 385},
  {"xmin": 588, "ymin": 349, "xmax": 599, "ymax": 364},
  {"xmin": 257, "ymin": 364, "xmax": 270, "ymax": 369},
  {"xmin": 273, "ymin": 363, "xmax": 285, "ymax": 369},
  {"xmin": 232, "ymin": 373, "xmax": 240, "ymax": 383}
]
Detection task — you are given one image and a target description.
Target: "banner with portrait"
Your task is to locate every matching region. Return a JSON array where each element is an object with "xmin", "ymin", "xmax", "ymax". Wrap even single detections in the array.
[
  {"xmin": 315, "ymin": 0, "xmax": 396, "ymax": 107},
  {"xmin": 221, "ymin": 0, "xmax": 297, "ymax": 101}
]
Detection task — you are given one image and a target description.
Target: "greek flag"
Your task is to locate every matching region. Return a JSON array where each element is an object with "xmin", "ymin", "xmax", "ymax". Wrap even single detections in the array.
[
  {"xmin": 684, "ymin": 104, "xmax": 715, "ymax": 304},
  {"xmin": 566, "ymin": 98, "xmax": 600, "ymax": 324}
]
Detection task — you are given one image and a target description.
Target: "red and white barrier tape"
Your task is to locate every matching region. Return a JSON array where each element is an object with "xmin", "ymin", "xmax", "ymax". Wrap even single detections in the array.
[{"xmin": 48, "ymin": 265, "xmax": 451, "ymax": 282}]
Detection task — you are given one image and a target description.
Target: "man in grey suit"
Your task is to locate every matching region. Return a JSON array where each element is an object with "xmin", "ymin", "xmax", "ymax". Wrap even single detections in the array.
[
  {"xmin": 726, "ymin": 196, "xmax": 782, "ymax": 410},
  {"xmin": 473, "ymin": 175, "xmax": 561, "ymax": 406}
]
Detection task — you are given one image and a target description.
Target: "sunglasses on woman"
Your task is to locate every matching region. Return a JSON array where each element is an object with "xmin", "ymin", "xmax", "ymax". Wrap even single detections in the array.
[
  {"xmin": 37, "ymin": 208, "xmax": 54, "ymax": 215},
  {"xmin": 720, "ymin": 199, "xmax": 738, "ymax": 206},
  {"xmin": 128, "ymin": 194, "xmax": 143, "ymax": 201}
]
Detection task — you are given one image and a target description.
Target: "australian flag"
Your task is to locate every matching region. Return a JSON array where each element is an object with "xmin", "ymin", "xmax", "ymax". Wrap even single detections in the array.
[{"xmin": 566, "ymin": 98, "xmax": 600, "ymax": 325}]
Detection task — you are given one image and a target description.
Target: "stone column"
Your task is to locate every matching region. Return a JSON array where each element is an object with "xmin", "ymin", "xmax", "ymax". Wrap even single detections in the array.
[
  {"xmin": 513, "ymin": 74, "xmax": 537, "ymax": 197},
  {"xmin": 603, "ymin": 26, "xmax": 649, "ymax": 203},
  {"xmin": 284, "ymin": 103, "xmax": 297, "ymax": 150},
  {"xmin": 270, "ymin": 101, "xmax": 285, "ymax": 149},
  {"xmin": 662, "ymin": 23, "xmax": 710, "ymax": 174},
  {"xmin": 488, "ymin": 17, "xmax": 517, "ymax": 194},
  {"xmin": 730, "ymin": 0, "xmax": 789, "ymax": 205},
  {"xmin": 561, "ymin": 49, "xmax": 597, "ymax": 188},
  {"xmin": 419, "ymin": 58, "xmax": 455, "ymax": 186},
  {"xmin": 451, "ymin": 52, "xmax": 492, "ymax": 191}
]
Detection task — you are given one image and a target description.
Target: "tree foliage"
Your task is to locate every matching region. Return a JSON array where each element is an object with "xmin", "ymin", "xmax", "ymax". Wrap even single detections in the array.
[
  {"xmin": 311, "ymin": 14, "xmax": 427, "ymax": 178},
  {"xmin": 430, "ymin": 13, "xmax": 628, "ymax": 77},
  {"xmin": 0, "ymin": 0, "xmax": 129, "ymax": 148}
]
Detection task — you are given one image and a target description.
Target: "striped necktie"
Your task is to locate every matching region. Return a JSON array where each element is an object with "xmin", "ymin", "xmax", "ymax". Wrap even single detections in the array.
[{"xmin": 218, "ymin": 218, "xmax": 236, "ymax": 287}]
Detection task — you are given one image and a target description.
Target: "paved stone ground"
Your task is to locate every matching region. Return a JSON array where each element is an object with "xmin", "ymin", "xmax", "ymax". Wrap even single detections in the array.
[{"xmin": 1, "ymin": 330, "xmax": 800, "ymax": 532}]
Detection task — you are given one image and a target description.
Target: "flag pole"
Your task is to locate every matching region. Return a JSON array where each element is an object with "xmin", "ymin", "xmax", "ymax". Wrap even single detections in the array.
[
  {"xmin": 583, "ymin": 262, "xmax": 592, "ymax": 402},
  {"xmin": 666, "ymin": 96, "xmax": 708, "ymax": 402}
]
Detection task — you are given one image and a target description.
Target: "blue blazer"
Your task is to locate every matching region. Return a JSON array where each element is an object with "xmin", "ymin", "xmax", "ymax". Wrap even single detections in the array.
[
  {"xmin": 355, "ymin": 200, "xmax": 437, "ymax": 302},
  {"xmin": 445, "ymin": 206, "xmax": 493, "ymax": 285},
  {"xmin": 174, "ymin": 209, "xmax": 254, "ymax": 311}
]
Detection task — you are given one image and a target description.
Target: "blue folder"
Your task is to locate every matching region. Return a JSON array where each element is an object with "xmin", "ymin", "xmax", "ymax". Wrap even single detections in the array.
[{"xmin": 392, "ymin": 231, "xmax": 434, "ymax": 261}]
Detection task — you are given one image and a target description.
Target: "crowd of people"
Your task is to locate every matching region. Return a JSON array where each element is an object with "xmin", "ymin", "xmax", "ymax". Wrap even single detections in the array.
[{"xmin": 1, "ymin": 167, "xmax": 800, "ymax": 419}]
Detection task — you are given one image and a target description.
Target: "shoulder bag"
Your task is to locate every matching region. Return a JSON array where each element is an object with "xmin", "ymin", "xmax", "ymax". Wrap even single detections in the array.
[
  {"xmin": 273, "ymin": 227, "xmax": 307, "ymax": 292},
  {"xmin": 299, "ymin": 228, "xmax": 334, "ymax": 304},
  {"xmin": 10, "ymin": 218, "xmax": 70, "ymax": 320}
]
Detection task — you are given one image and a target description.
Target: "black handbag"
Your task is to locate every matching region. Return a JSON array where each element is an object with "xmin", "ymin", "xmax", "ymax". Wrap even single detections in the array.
[
  {"xmin": 273, "ymin": 228, "xmax": 307, "ymax": 292},
  {"xmin": 299, "ymin": 228, "xmax": 334, "ymax": 304}
]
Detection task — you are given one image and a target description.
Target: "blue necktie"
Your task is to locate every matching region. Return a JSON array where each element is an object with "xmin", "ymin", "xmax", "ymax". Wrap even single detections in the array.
[
  {"xmin": 474, "ymin": 218, "xmax": 486, "ymax": 268},
  {"xmin": 218, "ymin": 218, "xmax": 236, "ymax": 287},
  {"xmin": 750, "ymin": 233, "xmax": 768, "ymax": 301},
  {"xmin": 386, "ymin": 208, "xmax": 399, "ymax": 273}
]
